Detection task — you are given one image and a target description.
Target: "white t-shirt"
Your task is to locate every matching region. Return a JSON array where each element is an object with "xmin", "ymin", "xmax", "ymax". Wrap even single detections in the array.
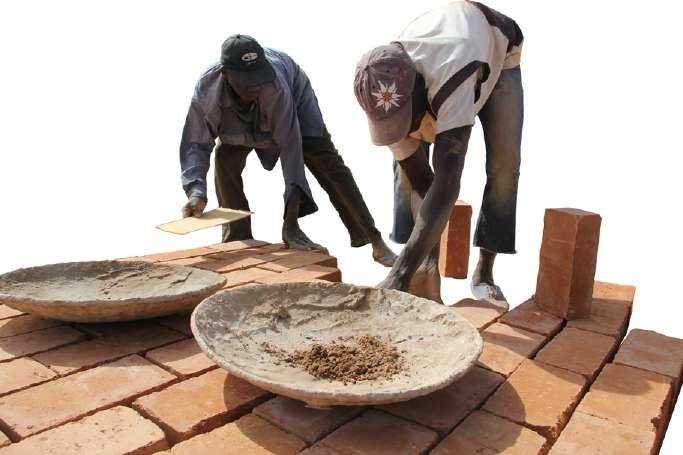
[{"xmin": 389, "ymin": 1, "xmax": 523, "ymax": 160}]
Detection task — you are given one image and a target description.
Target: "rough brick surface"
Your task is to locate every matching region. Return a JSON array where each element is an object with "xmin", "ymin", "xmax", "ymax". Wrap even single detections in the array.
[
  {"xmin": 133, "ymin": 369, "xmax": 270, "ymax": 444},
  {"xmin": 0, "ymin": 357, "xmax": 56, "ymax": 396},
  {"xmin": 567, "ymin": 297, "xmax": 631, "ymax": 338},
  {"xmin": 535, "ymin": 327, "xmax": 618, "ymax": 379},
  {"xmin": 614, "ymin": 329, "xmax": 683, "ymax": 386},
  {"xmin": 305, "ymin": 410, "xmax": 438, "ymax": 455},
  {"xmin": 221, "ymin": 267, "xmax": 279, "ymax": 288},
  {"xmin": 33, "ymin": 325, "xmax": 185, "ymax": 374},
  {"xmin": 258, "ymin": 252, "xmax": 337, "ymax": 272},
  {"xmin": 593, "ymin": 280, "xmax": 636, "ymax": 307},
  {"xmin": 432, "ymin": 410, "xmax": 547, "ymax": 455},
  {"xmin": 165, "ymin": 413, "xmax": 305, "ymax": 455},
  {"xmin": 535, "ymin": 208, "xmax": 601, "ymax": 320},
  {"xmin": 0, "ymin": 306, "xmax": 23, "ymax": 321},
  {"xmin": 257, "ymin": 265, "xmax": 342, "ymax": 284},
  {"xmin": 499, "ymin": 298, "xmax": 563, "ymax": 336},
  {"xmin": 160, "ymin": 256, "xmax": 219, "ymax": 267},
  {"xmin": 143, "ymin": 247, "xmax": 217, "ymax": 263},
  {"xmin": 477, "ymin": 323, "xmax": 548, "ymax": 376},
  {"xmin": 576, "ymin": 364, "xmax": 673, "ymax": 436},
  {"xmin": 452, "ymin": 299, "xmax": 505, "ymax": 331},
  {"xmin": 483, "ymin": 359, "xmax": 587, "ymax": 438},
  {"xmin": 254, "ymin": 396, "xmax": 363, "ymax": 444},
  {"xmin": 438, "ymin": 200, "xmax": 472, "ymax": 279},
  {"xmin": 156, "ymin": 313, "xmax": 192, "ymax": 336},
  {"xmin": 549, "ymin": 411, "xmax": 655, "ymax": 455},
  {"xmin": 0, "ymin": 326, "xmax": 86, "ymax": 362},
  {"xmin": 0, "ymin": 315, "xmax": 62, "ymax": 338},
  {"xmin": 145, "ymin": 339, "xmax": 217, "ymax": 377},
  {"xmin": 0, "ymin": 406, "xmax": 168, "ymax": 455},
  {"xmin": 379, "ymin": 366, "xmax": 504, "ymax": 435},
  {"xmin": 0, "ymin": 355, "xmax": 175, "ymax": 438}
]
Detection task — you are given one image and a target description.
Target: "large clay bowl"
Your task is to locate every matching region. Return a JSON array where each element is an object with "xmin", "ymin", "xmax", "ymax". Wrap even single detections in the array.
[
  {"xmin": 192, "ymin": 282, "xmax": 483, "ymax": 408},
  {"xmin": 0, "ymin": 261, "xmax": 226, "ymax": 323}
]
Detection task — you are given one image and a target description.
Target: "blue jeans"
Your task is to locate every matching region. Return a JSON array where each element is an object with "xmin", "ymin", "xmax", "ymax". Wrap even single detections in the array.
[{"xmin": 391, "ymin": 65, "xmax": 524, "ymax": 253}]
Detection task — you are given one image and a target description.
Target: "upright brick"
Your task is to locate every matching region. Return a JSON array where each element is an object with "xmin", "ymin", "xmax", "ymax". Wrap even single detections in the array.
[
  {"xmin": 145, "ymin": 339, "xmax": 217, "ymax": 377},
  {"xmin": 614, "ymin": 329, "xmax": 683, "ymax": 388},
  {"xmin": 535, "ymin": 208, "xmax": 601, "ymax": 319},
  {"xmin": 0, "ymin": 326, "xmax": 86, "ymax": 362},
  {"xmin": 379, "ymin": 366, "xmax": 504, "ymax": 435},
  {"xmin": 0, "ymin": 355, "xmax": 175, "ymax": 438},
  {"xmin": 0, "ymin": 315, "xmax": 62, "ymax": 339},
  {"xmin": 549, "ymin": 411, "xmax": 655, "ymax": 455},
  {"xmin": 482, "ymin": 359, "xmax": 587, "ymax": 439},
  {"xmin": 0, "ymin": 357, "xmax": 56, "ymax": 396},
  {"xmin": 165, "ymin": 413, "xmax": 305, "ymax": 455},
  {"xmin": 133, "ymin": 368, "xmax": 270, "ymax": 444},
  {"xmin": 305, "ymin": 410, "xmax": 438, "ymax": 455},
  {"xmin": 432, "ymin": 410, "xmax": 547, "ymax": 455},
  {"xmin": 499, "ymin": 298, "xmax": 563, "ymax": 336},
  {"xmin": 438, "ymin": 200, "xmax": 472, "ymax": 279},
  {"xmin": 0, "ymin": 406, "xmax": 168, "ymax": 455},
  {"xmin": 452, "ymin": 299, "xmax": 505, "ymax": 331},
  {"xmin": 535, "ymin": 327, "xmax": 618, "ymax": 380},
  {"xmin": 477, "ymin": 323, "xmax": 547, "ymax": 376},
  {"xmin": 254, "ymin": 396, "xmax": 363, "ymax": 444}
]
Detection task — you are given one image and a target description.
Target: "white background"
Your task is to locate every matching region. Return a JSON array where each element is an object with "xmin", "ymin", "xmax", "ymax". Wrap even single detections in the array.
[{"xmin": 1, "ymin": 0, "xmax": 681, "ymax": 451}]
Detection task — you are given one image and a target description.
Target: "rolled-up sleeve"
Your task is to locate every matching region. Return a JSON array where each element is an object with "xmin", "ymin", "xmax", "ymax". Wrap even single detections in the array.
[{"xmin": 179, "ymin": 96, "xmax": 215, "ymax": 201}]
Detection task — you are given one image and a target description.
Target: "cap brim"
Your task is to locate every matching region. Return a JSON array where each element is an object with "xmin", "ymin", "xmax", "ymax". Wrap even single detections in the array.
[
  {"xmin": 225, "ymin": 61, "xmax": 276, "ymax": 87},
  {"xmin": 366, "ymin": 97, "xmax": 413, "ymax": 146}
]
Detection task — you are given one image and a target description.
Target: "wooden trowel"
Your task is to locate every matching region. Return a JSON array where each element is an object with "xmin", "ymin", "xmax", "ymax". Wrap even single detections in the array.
[{"xmin": 156, "ymin": 208, "xmax": 252, "ymax": 235}]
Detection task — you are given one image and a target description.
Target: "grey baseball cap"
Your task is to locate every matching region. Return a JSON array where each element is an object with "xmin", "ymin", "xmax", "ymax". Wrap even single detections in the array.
[{"xmin": 354, "ymin": 43, "xmax": 417, "ymax": 146}]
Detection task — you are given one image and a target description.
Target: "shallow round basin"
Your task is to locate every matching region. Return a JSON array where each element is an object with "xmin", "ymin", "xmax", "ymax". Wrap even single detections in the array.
[
  {"xmin": 191, "ymin": 281, "xmax": 483, "ymax": 408},
  {"xmin": 0, "ymin": 260, "xmax": 226, "ymax": 322}
]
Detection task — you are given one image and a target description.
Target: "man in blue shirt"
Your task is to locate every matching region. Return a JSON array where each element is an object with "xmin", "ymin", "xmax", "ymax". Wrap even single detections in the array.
[{"xmin": 180, "ymin": 35, "xmax": 395, "ymax": 265}]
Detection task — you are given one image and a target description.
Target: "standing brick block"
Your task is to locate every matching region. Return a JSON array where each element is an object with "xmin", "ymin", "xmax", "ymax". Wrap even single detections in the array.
[
  {"xmin": 482, "ymin": 359, "xmax": 587, "ymax": 439},
  {"xmin": 165, "ymin": 413, "xmax": 305, "ymax": 455},
  {"xmin": 499, "ymin": 298, "xmax": 563, "ymax": 336},
  {"xmin": 567, "ymin": 297, "xmax": 631, "ymax": 338},
  {"xmin": 438, "ymin": 200, "xmax": 472, "ymax": 279},
  {"xmin": 0, "ymin": 406, "xmax": 168, "ymax": 455},
  {"xmin": 0, "ymin": 357, "xmax": 56, "ymax": 396},
  {"xmin": 254, "ymin": 396, "xmax": 363, "ymax": 444},
  {"xmin": 0, "ymin": 326, "xmax": 86, "ymax": 362},
  {"xmin": 477, "ymin": 323, "xmax": 548, "ymax": 376},
  {"xmin": 614, "ymin": 329, "xmax": 683, "ymax": 388},
  {"xmin": 0, "ymin": 306, "xmax": 23, "ymax": 321},
  {"xmin": 535, "ymin": 208, "xmax": 602, "ymax": 319},
  {"xmin": 535, "ymin": 327, "xmax": 618, "ymax": 380},
  {"xmin": 432, "ymin": 410, "xmax": 547, "ymax": 455},
  {"xmin": 304, "ymin": 410, "xmax": 438, "ymax": 455},
  {"xmin": 0, "ymin": 355, "xmax": 175, "ymax": 439},
  {"xmin": 145, "ymin": 339, "xmax": 217, "ymax": 377},
  {"xmin": 132, "ymin": 369, "xmax": 270, "ymax": 444},
  {"xmin": 379, "ymin": 366, "xmax": 504, "ymax": 435},
  {"xmin": 0, "ymin": 315, "xmax": 62, "ymax": 339},
  {"xmin": 452, "ymin": 299, "xmax": 505, "ymax": 331},
  {"xmin": 549, "ymin": 411, "xmax": 655, "ymax": 455}
]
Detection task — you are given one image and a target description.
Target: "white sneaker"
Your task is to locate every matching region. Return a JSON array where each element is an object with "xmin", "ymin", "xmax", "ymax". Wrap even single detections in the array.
[{"xmin": 470, "ymin": 282, "xmax": 509, "ymax": 312}]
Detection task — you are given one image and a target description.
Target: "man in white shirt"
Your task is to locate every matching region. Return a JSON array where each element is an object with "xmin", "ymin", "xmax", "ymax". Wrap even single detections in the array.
[{"xmin": 354, "ymin": 1, "xmax": 523, "ymax": 307}]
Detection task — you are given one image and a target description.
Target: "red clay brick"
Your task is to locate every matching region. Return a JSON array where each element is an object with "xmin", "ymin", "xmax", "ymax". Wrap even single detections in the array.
[
  {"xmin": 143, "ymin": 247, "xmax": 217, "ymax": 263},
  {"xmin": 0, "ymin": 406, "xmax": 168, "ymax": 455},
  {"xmin": 207, "ymin": 239, "xmax": 269, "ymax": 252},
  {"xmin": 576, "ymin": 364, "xmax": 673, "ymax": 437},
  {"xmin": 254, "ymin": 396, "xmax": 363, "ymax": 444},
  {"xmin": 593, "ymin": 280, "xmax": 636, "ymax": 307},
  {"xmin": 0, "ymin": 306, "xmax": 23, "ymax": 321},
  {"xmin": 258, "ymin": 252, "xmax": 337, "ymax": 272},
  {"xmin": 549, "ymin": 411, "xmax": 655, "ymax": 455},
  {"xmin": 0, "ymin": 357, "xmax": 56, "ymax": 396},
  {"xmin": 257, "ymin": 265, "xmax": 341, "ymax": 284},
  {"xmin": 499, "ymin": 298, "xmax": 563, "ymax": 336},
  {"xmin": 0, "ymin": 355, "xmax": 175, "ymax": 438},
  {"xmin": 614, "ymin": 329, "xmax": 683, "ymax": 386},
  {"xmin": 477, "ymin": 323, "xmax": 548, "ymax": 376},
  {"xmin": 535, "ymin": 208, "xmax": 601, "ymax": 320},
  {"xmin": 165, "ymin": 413, "xmax": 305, "ymax": 454},
  {"xmin": 566, "ymin": 297, "xmax": 631, "ymax": 338},
  {"xmin": 155, "ymin": 313, "xmax": 192, "ymax": 336},
  {"xmin": 432, "ymin": 410, "xmax": 547, "ymax": 455},
  {"xmin": 221, "ymin": 267, "xmax": 280, "ymax": 288},
  {"xmin": 535, "ymin": 327, "xmax": 618, "ymax": 380},
  {"xmin": 145, "ymin": 339, "xmax": 217, "ymax": 377},
  {"xmin": 438, "ymin": 200, "xmax": 472, "ymax": 279},
  {"xmin": 483, "ymin": 359, "xmax": 587, "ymax": 439},
  {"xmin": 33, "ymin": 325, "xmax": 185, "ymax": 375},
  {"xmin": 197, "ymin": 255, "xmax": 269, "ymax": 273},
  {"xmin": 0, "ymin": 315, "xmax": 62, "ymax": 338},
  {"xmin": 452, "ymin": 298, "xmax": 505, "ymax": 331},
  {"xmin": 379, "ymin": 366, "xmax": 504, "ymax": 435},
  {"xmin": 304, "ymin": 410, "xmax": 438, "ymax": 455},
  {"xmin": 132, "ymin": 368, "xmax": 270, "ymax": 444},
  {"xmin": 0, "ymin": 326, "xmax": 86, "ymax": 362}
]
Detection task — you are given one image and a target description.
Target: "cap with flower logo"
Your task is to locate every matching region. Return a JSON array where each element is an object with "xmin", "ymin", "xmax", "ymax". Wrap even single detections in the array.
[
  {"xmin": 221, "ymin": 34, "xmax": 276, "ymax": 87},
  {"xmin": 354, "ymin": 42, "xmax": 417, "ymax": 146}
]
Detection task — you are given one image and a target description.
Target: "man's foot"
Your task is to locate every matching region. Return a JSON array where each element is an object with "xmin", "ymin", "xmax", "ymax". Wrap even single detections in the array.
[
  {"xmin": 283, "ymin": 225, "xmax": 322, "ymax": 251},
  {"xmin": 371, "ymin": 238, "xmax": 398, "ymax": 267},
  {"xmin": 409, "ymin": 270, "xmax": 443, "ymax": 304},
  {"xmin": 471, "ymin": 282, "xmax": 509, "ymax": 311}
]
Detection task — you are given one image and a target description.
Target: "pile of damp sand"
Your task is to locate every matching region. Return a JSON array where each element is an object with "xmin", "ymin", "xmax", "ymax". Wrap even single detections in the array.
[{"xmin": 262, "ymin": 335, "xmax": 407, "ymax": 384}]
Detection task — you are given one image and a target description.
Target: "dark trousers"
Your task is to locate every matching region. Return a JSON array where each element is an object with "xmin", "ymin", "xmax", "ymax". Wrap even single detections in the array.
[{"xmin": 214, "ymin": 131, "xmax": 381, "ymax": 246}]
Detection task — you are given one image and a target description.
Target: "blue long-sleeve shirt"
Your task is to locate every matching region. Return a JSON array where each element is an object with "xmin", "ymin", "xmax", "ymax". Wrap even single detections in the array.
[{"xmin": 179, "ymin": 48, "xmax": 326, "ymax": 217}]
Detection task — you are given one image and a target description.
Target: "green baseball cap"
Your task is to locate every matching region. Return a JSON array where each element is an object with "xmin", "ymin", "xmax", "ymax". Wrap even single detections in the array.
[{"xmin": 221, "ymin": 34, "xmax": 276, "ymax": 87}]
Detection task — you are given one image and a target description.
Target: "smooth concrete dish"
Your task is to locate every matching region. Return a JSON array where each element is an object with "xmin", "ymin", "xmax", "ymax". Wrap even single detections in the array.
[
  {"xmin": 192, "ymin": 281, "xmax": 483, "ymax": 408},
  {"xmin": 0, "ymin": 260, "xmax": 226, "ymax": 323}
]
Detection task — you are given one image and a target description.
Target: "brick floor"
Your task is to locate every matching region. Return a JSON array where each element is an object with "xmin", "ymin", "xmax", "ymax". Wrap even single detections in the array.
[
  {"xmin": 477, "ymin": 323, "xmax": 548, "ymax": 376},
  {"xmin": 0, "ymin": 406, "xmax": 168, "ymax": 455},
  {"xmin": 0, "ymin": 357, "xmax": 56, "ymax": 396},
  {"xmin": 0, "ymin": 315, "xmax": 62, "ymax": 339},
  {"xmin": 498, "ymin": 298, "xmax": 563, "ymax": 336},
  {"xmin": 145, "ymin": 339, "xmax": 217, "ymax": 377},
  {"xmin": 566, "ymin": 297, "xmax": 631, "ymax": 338},
  {"xmin": 0, "ymin": 326, "xmax": 86, "ymax": 362},
  {"xmin": 451, "ymin": 298, "xmax": 505, "ymax": 331},
  {"xmin": 256, "ymin": 264, "xmax": 342, "ymax": 284}
]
